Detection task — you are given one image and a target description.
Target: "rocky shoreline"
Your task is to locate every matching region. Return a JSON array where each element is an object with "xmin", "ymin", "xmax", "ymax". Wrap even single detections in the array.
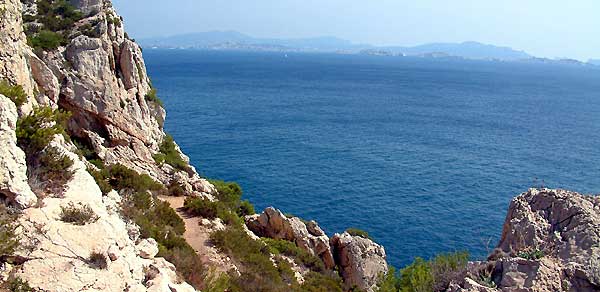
[{"xmin": 1, "ymin": 0, "xmax": 599, "ymax": 291}]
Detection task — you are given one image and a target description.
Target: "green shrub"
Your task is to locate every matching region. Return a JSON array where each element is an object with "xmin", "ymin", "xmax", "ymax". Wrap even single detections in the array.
[
  {"xmin": 38, "ymin": 147, "xmax": 75, "ymax": 184},
  {"xmin": 59, "ymin": 202, "xmax": 99, "ymax": 225},
  {"xmin": 27, "ymin": 30, "xmax": 65, "ymax": 50},
  {"xmin": 120, "ymin": 190, "xmax": 203, "ymax": 287},
  {"xmin": 346, "ymin": 228, "xmax": 372, "ymax": 240},
  {"xmin": 400, "ymin": 257, "xmax": 432, "ymax": 292},
  {"xmin": 237, "ymin": 200, "xmax": 255, "ymax": 217},
  {"xmin": 210, "ymin": 225, "xmax": 284, "ymax": 290},
  {"xmin": 210, "ymin": 180, "xmax": 242, "ymax": 209},
  {"xmin": 16, "ymin": 106, "xmax": 70, "ymax": 154},
  {"xmin": 517, "ymin": 248, "xmax": 544, "ymax": 260},
  {"xmin": 0, "ymin": 205, "xmax": 19, "ymax": 257},
  {"xmin": 184, "ymin": 197, "xmax": 220, "ymax": 219},
  {"xmin": 158, "ymin": 244, "xmax": 206, "ymax": 289},
  {"xmin": 398, "ymin": 251, "xmax": 470, "ymax": 292},
  {"xmin": 89, "ymin": 169, "xmax": 112, "ymax": 195},
  {"xmin": 376, "ymin": 266, "xmax": 401, "ymax": 292},
  {"xmin": 262, "ymin": 238, "xmax": 325, "ymax": 273},
  {"xmin": 88, "ymin": 251, "xmax": 108, "ymax": 269},
  {"xmin": 300, "ymin": 272, "xmax": 344, "ymax": 292},
  {"xmin": 0, "ymin": 80, "xmax": 27, "ymax": 106},
  {"xmin": 430, "ymin": 251, "xmax": 469, "ymax": 291},
  {"xmin": 31, "ymin": 0, "xmax": 83, "ymax": 31},
  {"xmin": 145, "ymin": 88, "xmax": 163, "ymax": 106},
  {"xmin": 107, "ymin": 164, "xmax": 163, "ymax": 192},
  {"xmin": 5, "ymin": 277, "xmax": 33, "ymax": 292},
  {"xmin": 153, "ymin": 135, "xmax": 189, "ymax": 172},
  {"xmin": 167, "ymin": 180, "xmax": 187, "ymax": 197}
]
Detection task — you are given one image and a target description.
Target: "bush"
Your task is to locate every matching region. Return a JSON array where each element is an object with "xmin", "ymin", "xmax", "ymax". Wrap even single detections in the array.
[
  {"xmin": 30, "ymin": 0, "xmax": 83, "ymax": 31},
  {"xmin": 400, "ymin": 257, "xmax": 432, "ymax": 292},
  {"xmin": 167, "ymin": 180, "xmax": 187, "ymax": 197},
  {"xmin": 376, "ymin": 266, "xmax": 401, "ymax": 292},
  {"xmin": 210, "ymin": 180, "xmax": 242, "ymax": 209},
  {"xmin": 89, "ymin": 169, "xmax": 112, "ymax": 195},
  {"xmin": 184, "ymin": 197, "xmax": 220, "ymax": 219},
  {"xmin": 16, "ymin": 106, "xmax": 70, "ymax": 154},
  {"xmin": 153, "ymin": 135, "xmax": 189, "ymax": 172},
  {"xmin": 210, "ymin": 225, "xmax": 284, "ymax": 290},
  {"xmin": 38, "ymin": 147, "xmax": 75, "ymax": 185},
  {"xmin": 59, "ymin": 202, "xmax": 99, "ymax": 225},
  {"xmin": 145, "ymin": 88, "xmax": 163, "ymax": 106},
  {"xmin": 5, "ymin": 277, "xmax": 33, "ymax": 292},
  {"xmin": 262, "ymin": 238, "xmax": 325, "ymax": 273},
  {"xmin": 88, "ymin": 251, "xmax": 108, "ymax": 269},
  {"xmin": 107, "ymin": 164, "xmax": 163, "ymax": 192},
  {"xmin": 0, "ymin": 80, "xmax": 27, "ymax": 106},
  {"xmin": 300, "ymin": 272, "xmax": 344, "ymax": 292},
  {"xmin": 0, "ymin": 205, "xmax": 19, "ymax": 257},
  {"xmin": 398, "ymin": 251, "xmax": 470, "ymax": 292},
  {"xmin": 237, "ymin": 200, "xmax": 255, "ymax": 217},
  {"xmin": 517, "ymin": 248, "xmax": 544, "ymax": 260},
  {"xmin": 27, "ymin": 30, "xmax": 65, "ymax": 50},
  {"xmin": 346, "ymin": 228, "xmax": 372, "ymax": 240},
  {"xmin": 430, "ymin": 251, "xmax": 469, "ymax": 291}
]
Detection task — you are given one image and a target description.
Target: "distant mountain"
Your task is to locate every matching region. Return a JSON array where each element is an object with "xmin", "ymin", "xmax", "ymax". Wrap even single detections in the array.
[
  {"xmin": 138, "ymin": 31, "xmax": 367, "ymax": 52},
  {"xmin": 589, "ymin": 59, "xmax": 600, "ymax": 65},
  {"xmin": 139, "ymin": 31, "xmax": 532, "ymax": 60},
  {"xmin": 380, "ymin": 41, "xmax": 530, "ymax": 60}
]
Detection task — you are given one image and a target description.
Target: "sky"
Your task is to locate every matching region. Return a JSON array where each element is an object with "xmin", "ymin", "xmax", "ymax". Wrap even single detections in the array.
[{"xmin": 112, "ymin": 0, "xmax": 600, "ymax": 61}]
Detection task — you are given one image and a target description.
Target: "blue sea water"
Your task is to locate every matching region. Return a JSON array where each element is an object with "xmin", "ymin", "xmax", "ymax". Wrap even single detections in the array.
[{"xmin": 144, "ymin": 50, "xmax": 600, "ymax": 269}]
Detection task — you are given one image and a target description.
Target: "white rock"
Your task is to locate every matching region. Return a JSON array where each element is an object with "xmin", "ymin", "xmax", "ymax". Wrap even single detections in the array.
[
  {"xmin": 0, "ymin": 94, "xmax": 36, "ymax": 208},
  {"xmin": 137, "ymin": 238, "xmax": 159, "ymax": 259}
]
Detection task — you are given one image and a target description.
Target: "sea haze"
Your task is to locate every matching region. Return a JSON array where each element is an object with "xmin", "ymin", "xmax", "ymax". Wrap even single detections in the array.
[{"xmin": 144, "ymin": 50, "xmax": 600, "ymax": 268}]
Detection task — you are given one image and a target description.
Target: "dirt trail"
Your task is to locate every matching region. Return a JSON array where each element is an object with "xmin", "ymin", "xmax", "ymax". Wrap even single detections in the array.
[{"xmin": 158, "ymin": 196, "xmax": 234, "ymax": 274}]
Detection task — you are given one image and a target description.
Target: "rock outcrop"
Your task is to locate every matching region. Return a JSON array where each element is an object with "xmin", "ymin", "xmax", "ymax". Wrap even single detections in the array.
[
  {"xmin": 246, "ymin": 207, "xmax": 336, "ymax": 269},
  {"xmin": 0, "ymin": 94, "xmax": 36, "ymax": 208},
  {"xmin": 0, "ymin": 0, "xmax": 38, "ymax": 113},
  {"xmin": 452, "ymin": 189, "xmax": 600, "ymax": 292},
  {"xmin": 331, "ymin": 232, "xmax": 388, "ymax": 292},
  {"xmin": 11, "ymin": 135, "xmax": 194, "ymax": 291}
]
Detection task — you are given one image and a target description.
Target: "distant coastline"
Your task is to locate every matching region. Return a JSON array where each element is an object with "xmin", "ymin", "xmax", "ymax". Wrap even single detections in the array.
[{"xmin": 138, "ymin": 31, "xmax": 598, "ymax": 66}]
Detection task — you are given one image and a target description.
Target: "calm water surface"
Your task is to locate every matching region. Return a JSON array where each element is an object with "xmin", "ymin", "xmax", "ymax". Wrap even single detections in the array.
[{"xmin": 144, "ymin": 50, "xmax": 600, "ymax": 268}]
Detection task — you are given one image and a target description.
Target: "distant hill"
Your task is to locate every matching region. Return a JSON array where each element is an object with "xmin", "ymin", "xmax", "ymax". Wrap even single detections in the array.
[
  {"xmin": 139, "ymin": 31, "xmax": 531, "ymax": 60},
  {"xmin": 589, "ymin": 59, "xmax": 600, "ymax": 65},
  {"xmin": 138, "ymin": 30, "xmax": 367, "ymax": 52},
  {"xmin": 381, "ymin": 41, "xmax": 530, "ymax": 60}
]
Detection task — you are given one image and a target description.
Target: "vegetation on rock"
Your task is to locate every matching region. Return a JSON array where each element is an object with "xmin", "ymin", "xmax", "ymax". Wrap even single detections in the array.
[
  {"xmin": 0, "ymin": 205, "xmax": 19, "ymax": 258},
  {"xmin": 0, "ymin": 80, "xmax": 27, "ymax": 106},
  {"xmin": 389, "ymin": 251, "xmax": 469, "ymax": 292},
  {"xmin": 153, "ymin": 134, "xmax": 190, "ymax": 172},
  {"xmin": 23, "ymin": 0, "xmax": 84, "ymax": 50},
  {"xmin": 346, "ymin": 227, "xmax": 373, "ymax": 240},
  {"xmin": 87, "ymin": 251, "xmax": 108, "ymax": 269},
  {"xmin": 16, "ymin": 106, "xmax": 70, "ymax": 154},
  {"xmin": 145, "ymin": 88, "xmax": 163, "ymax": 107},
  {"xmin": 59, "ymin": 202, "xmax": 99, "ymax": 225}
]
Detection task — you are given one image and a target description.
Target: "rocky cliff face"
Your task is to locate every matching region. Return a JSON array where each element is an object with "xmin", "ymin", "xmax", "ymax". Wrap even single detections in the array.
[
  {"xmin": 452, "ymin": 189, "xmax": 600, "ymax": 292},
  {"xmin": 1, "ymin": 1, "xmax": 598, "ymax": 292},
  {"xmin": 0, "ymin": 0, "xmax": 206, "ymax": 290}
]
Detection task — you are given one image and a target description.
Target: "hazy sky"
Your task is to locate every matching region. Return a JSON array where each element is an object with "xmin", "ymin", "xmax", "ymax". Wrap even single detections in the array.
[{"xmin": 112, "ymin": 0, "xmax": 599, "ymax": 60}]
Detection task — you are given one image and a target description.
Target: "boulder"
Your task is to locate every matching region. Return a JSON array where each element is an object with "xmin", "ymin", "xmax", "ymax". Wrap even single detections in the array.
[
  {"xmin": 496, "ymin": 188, "xmax": 600, "ymax": 289},
  {"xmin": 330, "ymin": 232, "xmax": 388, "ymax": 292},
  {"xmin": 0, "ymin": 94, "xmax": 36, "ymax": 208},
  {"xmin": 246, "ymin": 207, "xmax": 335, "ymax": 269}
]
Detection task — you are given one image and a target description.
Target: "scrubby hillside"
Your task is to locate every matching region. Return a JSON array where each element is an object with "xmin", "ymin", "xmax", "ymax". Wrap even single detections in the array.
[
  {"xmin": 0, "ymin": 0, "xmax": 388, "ymax": 291},
  {"xmin": 1, "ymin": 1, "xmax": 599, "ymax": 292}
]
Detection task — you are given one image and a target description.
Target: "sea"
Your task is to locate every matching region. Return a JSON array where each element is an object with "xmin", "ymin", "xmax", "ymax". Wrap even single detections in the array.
[{"xmin": 144, "ymin": 49, "xmax": 600, "ymax": 269}]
